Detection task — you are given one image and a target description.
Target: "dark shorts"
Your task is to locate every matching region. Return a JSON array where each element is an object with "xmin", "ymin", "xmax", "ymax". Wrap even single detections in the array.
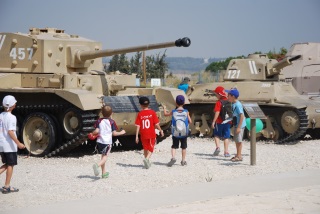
[
  {"xmin": 1, "ymin": 152, "xmax": 18, "ymax": 166},
  {"xmin": 97, "ymin": 143, "xmax": 112, "ymax": 155},
  {"xmin": 172, "ymin": 136, "xmax": 187, "ymax": 149},
  {"xmin": 213, "ymin": 123, "xmax": 231, "ymax": 139}
]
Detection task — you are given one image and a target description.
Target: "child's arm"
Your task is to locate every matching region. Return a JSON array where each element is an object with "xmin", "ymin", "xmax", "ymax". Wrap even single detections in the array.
[
  {"xmin": 8, "ymin": 130, "xmax": 25, "ymax": 149},
  {"xmin": 135, "ymin": 125, "xmax": 140, "ymax": 144},
  {"xmin": 163, "ymin": 106, "xmax": 172, "ymax": 116},
  {"xmin": 155, "ymin": 123, "xmax": 164, "ymax": 137},
  {"xmin": 211, "ymin": 111, "xmax": 219, "ymax": 128},
  {"xmin": 236, "ymin": 113, "xmax": 245, "ymax": 134},
  {"xmin": 112, "ymin": 129, "xmax": 126, "ymax": 136},
  {"xmin": 187, "ymin": 112, "xmax": 192, "ymax": 124},
  {"xmin": 92, "ymin": 128, "xmax": 99, "ymax": 135}
]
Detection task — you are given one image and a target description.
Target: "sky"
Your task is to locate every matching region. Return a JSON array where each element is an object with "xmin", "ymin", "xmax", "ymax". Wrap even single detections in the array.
[{"xmin": 1, "ymin": 0, "xmax": 319, "ymax": 58}]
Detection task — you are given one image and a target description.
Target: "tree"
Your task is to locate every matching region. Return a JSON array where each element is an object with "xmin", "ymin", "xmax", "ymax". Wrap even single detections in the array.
[
  {"xmin": 267, "ymin": 47, "xmax": 287, "ymax": 61},
  {"xmin": 130, "ymin": 52, "xmax": 142, "ymax": 78},
  {"xmin": 205, "ymin": 55, "xmax": 244, "ymax": 73},
  {"xmin": 118, "ymin": 54, "xmax": 130, "ymax": 74},
  {"xmin": 108, "ymin": 54, "xmax": 119, "ymax": 72}
]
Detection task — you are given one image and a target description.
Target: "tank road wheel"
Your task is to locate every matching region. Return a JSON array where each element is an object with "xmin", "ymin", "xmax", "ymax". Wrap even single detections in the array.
[
  {"xmin": 281, "ymin": 110, "xmax": 300, "ymax": 134},
  {"xmin": 62, "ymin": 108, "xmax": 83, "ymax": 139},
  {"xmin": 22, "ymin": 113, "xmax": 57, "ymax": 156}
]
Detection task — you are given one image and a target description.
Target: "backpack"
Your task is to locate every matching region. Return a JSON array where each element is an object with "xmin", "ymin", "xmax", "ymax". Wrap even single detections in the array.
[
  {"xmin": 219, "ymin": 100, "xmax": 233, "ymax": 122},
  {"xmin": 172, "ymin": 109, "xmax": 189, "ymax": 138}
]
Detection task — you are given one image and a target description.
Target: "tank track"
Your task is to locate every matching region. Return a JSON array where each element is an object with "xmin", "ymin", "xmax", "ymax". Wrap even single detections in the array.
[
  {"xmin": 46, "ymin": 112, "xmax": 97, "ymax": 158},
  {"xmin": 14, "ymin": 104, "xmax": 97, "ymax": 158},
  {"xmin": 275, "ymin": 108, "xmax": 308, "ymax": 144}
]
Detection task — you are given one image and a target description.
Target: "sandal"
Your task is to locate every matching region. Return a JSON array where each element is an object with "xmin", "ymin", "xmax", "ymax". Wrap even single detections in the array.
[
  {"xmin": 231, "ymin": 156, "xmax": 243, "ymax": 162},
  {"xmin": 2, "ymin": 186, "xmax": 19, "ymax": 194}
]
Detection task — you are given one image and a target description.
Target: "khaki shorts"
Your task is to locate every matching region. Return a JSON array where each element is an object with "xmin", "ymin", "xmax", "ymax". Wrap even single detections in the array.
[{"xmin": 233, "ymin": 127, "xmax": 245, "ymax": 143}]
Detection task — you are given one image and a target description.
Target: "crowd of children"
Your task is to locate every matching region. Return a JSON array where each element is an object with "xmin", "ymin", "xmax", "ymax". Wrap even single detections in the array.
[{"xmin": 0, "ymin": 87, "xmax": 245, "ymax": 193}]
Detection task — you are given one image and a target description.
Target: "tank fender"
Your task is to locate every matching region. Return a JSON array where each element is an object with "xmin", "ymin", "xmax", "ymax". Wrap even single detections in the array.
[
  {"xmin": 55, "ymin": 89, "xmax": 102, "ymax": 110},
  {"xmin": 154, "ymin": 87, "xmax": 189, "ymax": 110}
]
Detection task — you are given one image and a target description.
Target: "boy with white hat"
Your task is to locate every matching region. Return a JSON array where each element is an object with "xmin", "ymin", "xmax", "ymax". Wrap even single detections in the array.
[{"xmin": 0, "ymin": 95, "xmax": 26, "ymax": 194}]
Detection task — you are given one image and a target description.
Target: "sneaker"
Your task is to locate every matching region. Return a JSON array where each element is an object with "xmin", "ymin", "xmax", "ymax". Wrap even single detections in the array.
[
  {"xmin": 213, "ymin": 147, "xmax": 220, "ymax": 156},
  {"xmin": 147, "ymin": 159, "xmax": 152, "ymax": 168},
  {"xmin": 102, "ymin": 172, "xmax": 109, "ymax": 179},
  {"xmin": 167, "ymin": 158, "xmax": 176, "ymax": 167},
  {"xmin": 92, "ymin": 163, "xmax": 99, "ymax": 176},
  {"xmin": 143, "ymin": 158, "xmax": 150, "ymax": 169},
  {"xmin": 181, "ymin": 160, "xmax": 187, "ymax": 166},
  {"xmin": 224, "ymin": 152, "xmax": 231, "ymax": 157}
]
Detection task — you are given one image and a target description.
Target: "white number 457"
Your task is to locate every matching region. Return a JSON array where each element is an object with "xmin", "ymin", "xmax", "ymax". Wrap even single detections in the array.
[{"xmin": 10, "ymin": 48, "xmax": 33, "ymax": 60}]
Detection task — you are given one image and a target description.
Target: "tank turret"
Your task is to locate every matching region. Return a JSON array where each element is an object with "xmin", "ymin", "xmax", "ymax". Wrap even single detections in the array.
[
  {"xmin": 0, "ymin": 27, "xmax": 191, "ymax": 157},
  {"xmin": 224, "ymin": 54, "xmax": 301, "ymax": 81}
]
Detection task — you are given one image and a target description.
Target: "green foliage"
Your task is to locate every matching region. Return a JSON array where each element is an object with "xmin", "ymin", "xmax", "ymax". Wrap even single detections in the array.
[
  {"xmin": 108, "ymin": 54, "xmax": 119, "ymax": 72},
  {"xmin": 267, "ymin": 47, "xmax": 287, "ymax": 60},
  {"xmin": 205, "ymin": 56, "xmax": 244, "ymax": 73}
]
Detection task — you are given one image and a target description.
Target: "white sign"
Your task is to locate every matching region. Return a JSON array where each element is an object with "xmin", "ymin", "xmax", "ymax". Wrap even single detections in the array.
[{"xmin": 151, "ymin": 78, "xmax": 161, "ymax": 87}]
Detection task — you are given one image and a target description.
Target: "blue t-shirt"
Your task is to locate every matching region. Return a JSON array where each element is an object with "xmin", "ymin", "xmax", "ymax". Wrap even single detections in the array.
[
  {"xmin": 178, "ymin": 84, "xmax": 189, "ymax": 93},
  {"xmin": 232, "ymin": 101, "xmax": 246, "ymax": 128}
]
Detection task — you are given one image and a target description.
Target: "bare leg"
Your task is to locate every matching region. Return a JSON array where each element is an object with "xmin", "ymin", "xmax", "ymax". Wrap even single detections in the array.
[
  {"xmin": 5, "ymin": 165, "xmax": 13, "ymax": 187},
  {"xmin": 144, "ymin": 150, "xmax": 148, "ymax": 159},
  {"xmin": 146, "ymin": 151, "xmax": 152, "ymax": 159},
  {"xmin": 171, "ymin": 148, "xmax": 176, "ymax": 159},
  {"xmin": 98, "ymin": 155, "xmax": 108, "ymax": 174},
  {"xmin": 0, "ymin": 164, "xmax": 7, "ymax": 175},
  {"xmin": 236, "ymin": 142, "xmax": 242, "ymax": 158},
  {"xmin": 214, "ymin": 136, "xmax": 220, "ymax": 149},
  {"xmin": 224, "ymin": 138, "xmax": 229, "ymax": 154},
  {"xmin": 182, "ymin": 149, "xmax": 186, "ymax": 162}
]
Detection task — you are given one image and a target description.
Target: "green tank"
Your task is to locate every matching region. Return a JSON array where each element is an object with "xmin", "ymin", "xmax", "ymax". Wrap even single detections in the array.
[
  {"xmin": 0, "ymin": 27, "xmax": 190, "ymax": 157},
  {"xmin": 186, "ymin": 54, "xmax": 320, "ymax": 142}
]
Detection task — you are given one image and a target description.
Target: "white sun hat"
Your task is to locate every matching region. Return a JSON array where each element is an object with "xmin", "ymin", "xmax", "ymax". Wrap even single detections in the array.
[{"xmin": 3, "ymin": 95, "xmax": 17, "ymax": 111}]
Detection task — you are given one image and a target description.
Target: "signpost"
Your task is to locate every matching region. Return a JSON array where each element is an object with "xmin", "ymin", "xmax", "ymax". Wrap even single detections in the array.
[{"xmin": 242, "ymin": 102, "xmax": 266, "ymax": 166}]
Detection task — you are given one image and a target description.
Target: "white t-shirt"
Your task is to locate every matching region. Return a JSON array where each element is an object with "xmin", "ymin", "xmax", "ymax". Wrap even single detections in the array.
[
  {"xmin": 95, "ymin": 118, "xmax": 117, "ymax": 145},
  {"xmin": 0, "ymin": 112, "xmax": 18, "ymax": 152}
]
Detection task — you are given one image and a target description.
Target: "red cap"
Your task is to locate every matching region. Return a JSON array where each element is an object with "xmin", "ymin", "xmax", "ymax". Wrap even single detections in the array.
[{"xmin": 214, "ymin": 86, "xmax": 226, "ymax": 97}]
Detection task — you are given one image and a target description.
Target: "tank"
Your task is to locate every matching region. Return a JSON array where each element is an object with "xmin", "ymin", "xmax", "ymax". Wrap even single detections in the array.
[
  {"xmin": 186, "ymin": 54, "xmax": 320, "ymax": 142},
  {"xmin": 0, "ymin": 27, "xmax": 191, "ymax": 157},
  {"xmin": 281, "ymin": 42, "xmax": 320, "ymax": 96}
]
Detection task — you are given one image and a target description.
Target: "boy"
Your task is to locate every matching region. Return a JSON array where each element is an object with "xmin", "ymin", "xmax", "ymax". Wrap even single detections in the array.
[
  {"xmin": 0, "ymin": 95, "xmax": 26, "ymax": 194},
  {"xmin": 135, "ymin": 97, "xmax": 164, "ymax": 169},
  {"xmin": 90, "ymin": 105, "xmax": 126, "ymax": 178},
  {"xmin": 225, "ymin": 88, "xmax": 246, "ymax": 162},
  {"xmin": 178, "ymin": 77, "xmax": 191, "ymax": 93},
  {"xmin": 211, "ymin": 86, "xmax": 231, "ymax": 157},
  {"xmin": 164, "ymin": 95, "xmax": 192, "ymax": 166}
]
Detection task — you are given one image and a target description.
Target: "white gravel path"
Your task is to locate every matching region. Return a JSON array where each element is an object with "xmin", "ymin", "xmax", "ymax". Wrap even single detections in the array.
[{"xmin": 1, "ymin": 137, "xmax": 320, "ymax": 211}]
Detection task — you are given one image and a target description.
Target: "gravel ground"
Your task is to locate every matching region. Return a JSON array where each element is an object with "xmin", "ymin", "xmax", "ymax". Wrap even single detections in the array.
[{"xmin": 1, "ymin": 137, "xmax": 320, "ymax": 210}]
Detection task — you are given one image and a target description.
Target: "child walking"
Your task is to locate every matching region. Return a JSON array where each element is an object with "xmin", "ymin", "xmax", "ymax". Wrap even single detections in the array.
[
  {"xmin": 135, "ymin": 97, "xmax": 164, "ymax": 169},
  {"xmin": 90, "ymin": 105, "xmax": 126, "ymax": 178},
  {"xmin": 164, "ymin": 95, "xmax": 192, "ymax": 167},
  {"xmin": 0, "ymin": 95, "xmax": 26, "ymax": 194},
  {"xmin": 211, "ymin": 86, "xmax": 231, "ymax": 157},
  {"xmin": 225, "ymin": 88, "xmax": 246, "ymax": 162}
]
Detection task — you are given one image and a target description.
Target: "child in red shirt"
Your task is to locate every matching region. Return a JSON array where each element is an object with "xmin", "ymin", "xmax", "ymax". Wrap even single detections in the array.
[
  {"xmin": 135, "ymin": 97, "xmax": 164, "ymax": 169},
  {"xmin": 211, "ymin": 86, "xmax": 231, "ymax": 157}
]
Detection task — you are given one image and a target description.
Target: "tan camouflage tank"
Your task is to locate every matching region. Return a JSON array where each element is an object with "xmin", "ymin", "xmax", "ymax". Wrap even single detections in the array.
[
  {"xmin": 0, "ymin": 27, "xmax": 191, "ymax": 157},
  {"xmin": 186, "ymin": 54, "xmax": 320, "ymax": 142}
]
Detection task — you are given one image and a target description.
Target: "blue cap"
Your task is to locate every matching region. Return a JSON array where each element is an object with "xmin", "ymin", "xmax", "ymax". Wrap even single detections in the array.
[
  {"xmin": 225, "ymin": 88, "xmax": 239, "ymax": 98},
  {"xmin": 176, "ymin": 95, "xmax": 185, "ymax": 105}
]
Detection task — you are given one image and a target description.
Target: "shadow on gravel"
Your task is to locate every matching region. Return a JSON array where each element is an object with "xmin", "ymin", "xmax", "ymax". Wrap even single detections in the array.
[
  {"xmin": 77, "ymin": 175, "xmax": 100, "ymax": 181},
  {"xmin": 152, "ymin": 161, "xmax": 168, "ymax": 166},
  {"xmin": 193, "ymin": 153, "xmax": 212, "ymax": 157},
  {"xmin": 116, "ymin": 163, "xmax": 142, "ymax": 168},
  {"xmin": 220, "ymin": 162, "xmax": 244, "ymax": 166}
]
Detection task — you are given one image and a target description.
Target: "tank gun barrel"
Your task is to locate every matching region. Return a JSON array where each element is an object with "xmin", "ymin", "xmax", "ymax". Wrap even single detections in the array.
[
  {"xmin": 79, "ymin": 37, "xmax": 191, "ymax": 61},
  {"xmin": 267, "ymin": 55, "xmax": 301, "ymax": 76},
  {"xmin": 272, "ymin": 55, "xmax": 301, "ymax": 70}
]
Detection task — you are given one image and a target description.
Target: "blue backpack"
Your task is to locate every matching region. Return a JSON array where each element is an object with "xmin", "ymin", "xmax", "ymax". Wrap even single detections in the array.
[{"xmin": 172, "ymin": 109, "xmax": 189, "ymax": 138}]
